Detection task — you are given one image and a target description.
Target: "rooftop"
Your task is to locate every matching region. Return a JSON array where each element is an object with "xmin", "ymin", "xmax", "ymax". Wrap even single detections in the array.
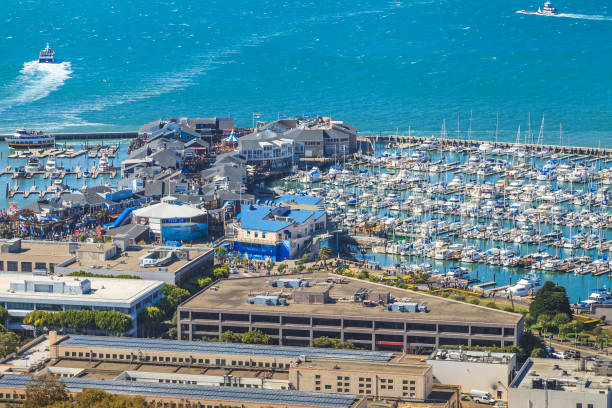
[
  {"xmin": 132, "ymin": 198, "xmax": 206, "ymax": 219},
  {"xmin": 0, "ymin": 375, "xmax": 358, "ymax": 408},
  {"xmin": 428, "ymin": 349, "xmax": 516, "ymax": 364},
  {"xmin": 0, "ymin": 240, "xmax": 75, "ymax": 265},
  {"xmin": 180, "ymin": 273, "xmax": 522, "ymax": 325},
  {"xmin": 67, "ymin": 246, "xmax": 193, "ymax": 273},
  {"xmin": 57, "ymin": 335, "xmax": 394, "ymax": 362},
  {"xmin": 0, "ymin": 274, "xmax": 164, "ymax": 306},
  {"xmin": 511, "ymin": 358, "xmax": 612, "ymax": 394},
  {"xmin": 239, "ymin": 205, "xmax": 324, "ymax": 232},
  {"xmin": 294, "ymin": 358, "xmax": 430, "ymax": 376},
  {"xmin": 276, "ymin": 195, "xmax": 324, "ymax": 207}
]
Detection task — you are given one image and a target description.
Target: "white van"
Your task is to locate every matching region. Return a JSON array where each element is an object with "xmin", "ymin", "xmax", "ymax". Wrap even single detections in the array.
[{"xmin": 470, "ymin": 389, "xmax": 495, "ymax": 404}]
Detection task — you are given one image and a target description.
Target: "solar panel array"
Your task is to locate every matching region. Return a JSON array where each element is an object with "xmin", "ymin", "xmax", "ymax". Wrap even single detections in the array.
[
  {"xmin": 0, "ymin": 375, "xmax": 357, "ymax": 408},
  {"xmin": 63, "ymin": 335, "xmax": 393, "ymax": 362}
]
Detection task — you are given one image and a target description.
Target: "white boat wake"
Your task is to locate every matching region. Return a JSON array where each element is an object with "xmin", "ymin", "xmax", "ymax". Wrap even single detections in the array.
[
  {"xmin": 0, "ymin": 60, "xmax": 72, "ymax": 113},
  {"xmin": 556, "ymin": 13, "xmax": 612, "ymax": 21}
]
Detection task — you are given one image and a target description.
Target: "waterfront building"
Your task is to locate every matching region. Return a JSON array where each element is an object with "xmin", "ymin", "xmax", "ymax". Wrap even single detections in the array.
[
  {"xmin": 132, "ymin": 196, "xmax": 208, "ymax": 242},
  {"xmin": 0, "ymin": 275, "xmax": 163, "ymax": 335},
  {"xmin": 427, "ymin": 348, "xmax": 517, "ymax": 401},
  {"xmin": 177, "ymin": 273, "xmax": 524, "ymax": 352},
  {"xmin": 232, "ymin": 204, "xmax": 327, "ymax": 261},
  {"xmin": 509, "ymin": 358, "xmax": 612, "ymax": 408},
  {"xmin": 238, "ymin": 116, "xmax": 357, "ymax": 167}
]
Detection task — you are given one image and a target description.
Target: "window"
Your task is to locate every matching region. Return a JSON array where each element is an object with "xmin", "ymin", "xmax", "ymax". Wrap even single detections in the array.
[
  {"xmin": 7, "ymin": 261, "xmax": 18, "ymax": 272},
  {"xmin": 21, "ymin": 262, "xmax": 32, "ymax": 272},
  {"xmin": 587, "ymin": 405, "xmax": 594, "ymax": 408},
  {"xmin": 576, "ymin": 404, "xmax": 582, "ymax": 408},
  {"xmin": 325, "ymin": 385, "xmax": 331, "ymax": 390}
]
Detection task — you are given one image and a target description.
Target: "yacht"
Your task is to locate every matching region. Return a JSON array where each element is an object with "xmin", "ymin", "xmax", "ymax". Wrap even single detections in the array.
[
  {"xmin": 98, "ymin": 154, "xmax": 110, "ymax": 171},
  {"xmin": 446, "ymin": 266, "xmax": 470, "ymax": 280},
  {"xmin": 45, "ymin": 156, "xmax": 57, "ymax": 172},
  {"xmin": 584, "ymin": 289, "xmax": 612, "ymax": 306},
  {"xmin": 25, "ymin": 156, "xmax": 41, "ymax": 173},
  {"xmin": 504, "ymin": 274, "xmax": 541, "ymax": 297}
]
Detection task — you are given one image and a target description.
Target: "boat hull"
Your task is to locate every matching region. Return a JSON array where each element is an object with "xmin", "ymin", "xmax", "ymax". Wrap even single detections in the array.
[{"xmin": 7, "ymin": 140, "xmax": 55, "ymax": 149}]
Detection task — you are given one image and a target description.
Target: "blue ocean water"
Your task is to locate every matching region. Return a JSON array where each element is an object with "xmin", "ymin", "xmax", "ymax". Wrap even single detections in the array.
[{"xmin": 0, "ymin": 0, "xmax": 610, "ymax": 145}]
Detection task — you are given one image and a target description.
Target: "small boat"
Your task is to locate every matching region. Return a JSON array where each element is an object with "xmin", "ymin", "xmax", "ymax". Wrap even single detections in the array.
[
  {"xmin": 518, "ymin": 1, "xmax": 559, "ymax": 16},
  {"xmin": 446, "ymin": 266, "xmax": 470, "ymax": 280}
]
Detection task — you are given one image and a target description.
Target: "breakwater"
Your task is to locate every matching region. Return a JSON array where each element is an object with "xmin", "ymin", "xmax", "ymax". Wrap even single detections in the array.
[
  {"xmin": 359, "ymin": 135, "xmax": 612, "ymax": 156},
  {"xmin": 0, "ymin": 131, "xmax": 137, "ymax": 141}
]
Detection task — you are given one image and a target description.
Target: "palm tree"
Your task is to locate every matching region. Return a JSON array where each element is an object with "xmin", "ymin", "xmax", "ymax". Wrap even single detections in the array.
[{"xmin": 319, "ymin": 246, "xmax": 332, "ymax": 268}]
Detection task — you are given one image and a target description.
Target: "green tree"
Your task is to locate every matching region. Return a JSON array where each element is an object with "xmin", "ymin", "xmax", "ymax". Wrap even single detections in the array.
[
  {"xmin": 0, "ymin": 331, "xmax": 21, "ymax": 358},
  {"xmin": 214, "ymin": 246, "xmax": 228, "ymax": 261},
  {"xmin": 24, "ymin": 374, "xmax": 68, "ymax": 408},
  {"xmin": 213, "ymin": 264, "xmax": 230, "ymax": 279},
  {"xmin": 138, "ymin": 306, "xmax": 164, "ymax": 337},
  {"xmin": 318, "ymin": 246, "xmax": 332, "ymax": 267},
  {"xmin": 0, "ymin": 306, "xmax": 8, "ymax": 326},
  {"xmin": 45, "ymin": 388, "xmax": 148, "ymax": 408},
  {"xmin": 529, "ymin": 281, "xmax": 572, "ymax": 320},
  {"xmin": 552, "ymin": 312, "xmax": 571, "ymax": 326},
  {"xmin": 220, "ymin": 330, "xmax": 241, "ymax": 343},
  {"xmin": 277, "ymin": 263, "xmax": 287, "ymax": 273},
  {"xmin": 240, "ymin": 329, "xmax": 271, "ymax": 344},
  {"xmin": 530, "ymin": 348, "xmax": 548, "ymax": 358},
  {"xmin": 519, "ymin": 331, "xmax": 545, "ymax": 359}
]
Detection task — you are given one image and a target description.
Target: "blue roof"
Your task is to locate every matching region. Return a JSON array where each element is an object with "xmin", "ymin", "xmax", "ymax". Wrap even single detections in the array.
[
  {"xmin": 0, "ymin": 375, "xmax": 357, "ymax": 408},
  {"xmin": 276, "ymin": 195, "xmax": 323, "ymax": 206},
  {"xmin": 240, "ymin": 205, "xmax": 317, "ymax": 232},
  {"xmin": 61, "ymin": 335, "xmax": 393, "ymax": 362}
]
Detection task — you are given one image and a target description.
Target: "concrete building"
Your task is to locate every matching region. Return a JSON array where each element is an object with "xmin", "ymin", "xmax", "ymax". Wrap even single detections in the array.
[
  {"xmin": 290, "ymin": 358, "xmax": 432, "ymax": 400},
  {"xmin": 177, "ymin": 273, "xmax": 524, "ymax": 353},
  {"xmin": 0, "ymin": 238, "xmax": 214, "ymax": 285},
  {"xmin": 427, "ymin": 348, "xmax": 517, "ymax": 401},
  {"xmin": 232, "ymin": 204, "xmax": 327, "ymax": 261},
  {"xmin": 509, "ymin": 358, "xmax": 612, "ymax": 408},
  {"xmin": 0, "ymin": 274, "xmax": 164, "ymax": 335}
]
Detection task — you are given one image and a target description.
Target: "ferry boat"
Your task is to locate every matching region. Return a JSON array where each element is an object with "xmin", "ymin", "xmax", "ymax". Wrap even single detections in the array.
[
  {"xmin": 5, "ymin": 129, "xmax": 55, "ymax": 149},
  {"xmin": 518, "ymin": 1, "xmax": 559, "ymax": 15},
  {"xmin": 39, "ymin": 44, "xmax": 56, "ymax": 63},
  {"xmin": 25, "ymin": 156, "xmax": 41, "ymax": 173}
]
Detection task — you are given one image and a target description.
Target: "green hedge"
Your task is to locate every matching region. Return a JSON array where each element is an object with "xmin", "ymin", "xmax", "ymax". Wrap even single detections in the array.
[{"xmin": 24, "ymin": 309, "xmax": 132, "ymax": 333}]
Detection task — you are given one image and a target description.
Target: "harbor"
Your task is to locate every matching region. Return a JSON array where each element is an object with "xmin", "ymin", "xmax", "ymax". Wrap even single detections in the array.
[
  {"xmin": 275, "ymin": 135, "xmax": 612, "ymax": 303},
  {"xmin": 0, "ymin": 139, "xmax": 127, "ymax": 209}
]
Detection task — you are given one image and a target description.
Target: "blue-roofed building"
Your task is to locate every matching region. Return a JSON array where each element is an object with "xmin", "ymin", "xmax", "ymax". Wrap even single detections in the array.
[
  {"xmin": 275, "ymin": 195, "xmax": 324, "ymax": 208},
  {"xmin": 233, "ymin": 204, "xmax": 326, "ymax": 261}
]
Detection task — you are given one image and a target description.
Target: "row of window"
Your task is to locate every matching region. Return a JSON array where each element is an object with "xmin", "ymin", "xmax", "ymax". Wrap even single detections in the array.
[
  {"xmin": 0, "ymin": 261, "xmax": 49, "ymax": 272},
  {"xmin": 63, "ymin": 350, "xmax": 291, "ymax": 369}
]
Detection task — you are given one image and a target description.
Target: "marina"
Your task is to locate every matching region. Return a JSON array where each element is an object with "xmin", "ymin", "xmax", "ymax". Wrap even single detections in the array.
[
  {"xmin": 0, "ymin": 139, "xmax": 126, "ymax": 209},
  {"xmin": 276, "ymin": 135, "xmax": 612, "ymax": 303}
]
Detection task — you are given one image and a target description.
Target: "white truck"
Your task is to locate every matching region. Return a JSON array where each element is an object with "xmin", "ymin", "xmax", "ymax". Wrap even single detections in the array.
[{"xmin": 470, "ymin": 389, "xmax": 496, "ymax": 404}]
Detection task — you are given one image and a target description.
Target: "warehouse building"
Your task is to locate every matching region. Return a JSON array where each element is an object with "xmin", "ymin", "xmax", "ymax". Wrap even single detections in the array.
[{"xmin": 177, "ymin": 273, "xmax": 523, "ymax": 353}]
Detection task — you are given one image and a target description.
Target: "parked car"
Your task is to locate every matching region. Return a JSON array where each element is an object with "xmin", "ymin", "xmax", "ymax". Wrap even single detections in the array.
[
  {"xmin": 565, "ymin": 349, "xmax": 581, "ymax": 359},
  {"xmin": 470, "ymin": 389, "xmax": 495, "ymax": 404}
]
